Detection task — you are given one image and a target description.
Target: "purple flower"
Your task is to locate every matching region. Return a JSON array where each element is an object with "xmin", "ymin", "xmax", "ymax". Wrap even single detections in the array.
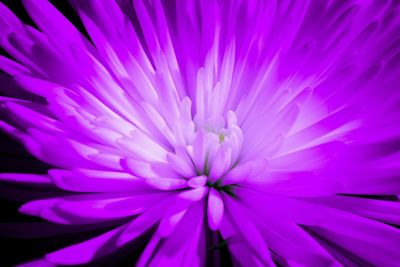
[{"xmin": 1, "ymin": 0, "xmax": 400, "ymax": 266}]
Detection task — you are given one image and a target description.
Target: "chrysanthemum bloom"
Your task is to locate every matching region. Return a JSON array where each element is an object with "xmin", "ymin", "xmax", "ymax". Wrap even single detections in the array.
[{"xmin": 1, "ymin": 0, "xmax": 400, "ymax": 266}]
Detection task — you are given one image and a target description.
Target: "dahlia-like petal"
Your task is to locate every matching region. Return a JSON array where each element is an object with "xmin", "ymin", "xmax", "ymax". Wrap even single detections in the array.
[
  {"xmin": 255, "ymin": 220, "xmax": 337, "ymax": 266},
  {"xmin": 87, "ymin": 153, "xmax": 124, "ymax": 170},
  {"xmin": 19, "ymin": 193, "xmax": 160, "ymax": 225},
  {"xmin": 0, "ymin": 3, "xmax": 23, "ymax": 33},
  {"xmin": 22, "ymin": 0, "xmax": 88, "ymax": 58},
  {"xmin": 145, "ymin": 202, "xmax": 205, "ymax": 267},
  {"xmin": 4, "ymin": 101, "xmax": 61, "ymax": 132},
  {"xmin": 118, "ymin": 196, "xmax": 175, "ymax": 246},
  {"xmin": 141, "ymin": 101, "xmax": 176, "ymax": 145},
  {"xmin": 53, "ymin": 193, "xmax": 167, "ymax": 221},
  {"xmin": 157, "ymin": 196, "xmax": 191, "ymax": 237},
  {"xmin": 187, "ymin": 175, "xmax": 207, "ymax": 188},
  {"xmin": 49, "ymin": 169, "xmax": 150, "ymax": 193},
  {"xmin": 282, "ymin": 105, "xmax": 359, "ymax": 152},
  {"xmin": 313, "ymin": 227, "xmax": 400, "ymax": 267},
  {"xmin": 238, "ymin": 188, "xmax": 400, "ymax": 252},
  {"xmin": 222, "ymin": 158, "xmax": 269, "ymax": 185},
  {"xmin": 223, "ymin": 195, "xmax": 275, "ymax": 266},
  {"xmin": 13, "ymin": 75, "xmax": 63, "ymax": 98},
  {"xmin": 117, "ymin": 131, "xmax": 168, "ymax": 163},
  {"xmin": 209, "ymin": 146, "xmax": 232, "ymax": 181},
  {"xmin": 306, "ymin": 195, "xmax": 400, "ymax": 225},
  {"xmin": 207, "ymin": 188, "xmax": 224, "ymax": 230},
  {"xmin": 23, "ymin": 130, "xmax": 98, "ymax": 169},
  {"xmin": 167, "ymin": 152, "xmax": 195, "ymax": 177},
  {"xmin": 45, "ymin": 225, "xmax": 125, "ymax": 265},
  {"xmin": 145, "ymin": 177, "xmax": 187, "ymax": 191},
  {"xmin": 270, "ymin": 141, "xmax": 344, "ymax": 171},
  {"xmin": 18, "ymin": 198, "xmax": 70, "ymax": 224},
  {"xmin": 219, "ymin": 214, "xmax": 268, "ymax": 267},
  {"xmin": 179, "ymin": 186, "xmax": 209, "ymax": 202},
  {"xmin": 192, "ymin": 129, "xmax": 206, "ymax": 171},
  {"xmin": 260, "ymin": 170, "xmax": 342, "ymax": 197},
  {"xmin": 341, "ymin": 177, "xmax": 400, "ymax": 195},
  {"xmin": 135, "ymin": 234, "xmax": 161, "ymax": 267}
]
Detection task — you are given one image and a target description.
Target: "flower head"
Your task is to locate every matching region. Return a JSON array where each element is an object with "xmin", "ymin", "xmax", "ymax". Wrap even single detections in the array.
[{"xmin": 1, "ymin": 0, "xmax": 400, "ymax": 266}]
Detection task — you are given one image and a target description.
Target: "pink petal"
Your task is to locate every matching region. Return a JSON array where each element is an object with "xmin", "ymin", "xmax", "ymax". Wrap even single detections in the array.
[
  {"xmin": 207, "ymin": 188, "xmax": 224, "ymax": 230},
  {"xmin": 188, "ymin": 175, "xmax": 207, "ymax": 188},
  {"xmin": 49, "ymin": 169, "xmax": 151, "ymax": 193}
]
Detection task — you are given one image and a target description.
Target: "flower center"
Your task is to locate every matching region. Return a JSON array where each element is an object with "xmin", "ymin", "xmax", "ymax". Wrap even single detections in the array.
[
  {"xmin": 190, "ymin": 111, "xmax": 243, "ymax": 183},
  {"xmin": 164, "ymin": 97, "xmax": 243, "ymax": 190}
]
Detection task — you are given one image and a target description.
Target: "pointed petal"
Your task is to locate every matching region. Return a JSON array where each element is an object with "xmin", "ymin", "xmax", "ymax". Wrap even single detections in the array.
[{"xmin": 207, "ymin": 188, "xmax": 224, "ymax": 230}]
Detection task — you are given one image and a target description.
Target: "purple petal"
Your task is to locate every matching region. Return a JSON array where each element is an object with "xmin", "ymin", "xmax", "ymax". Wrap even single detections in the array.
[
  {"xmin": 46, "ymin": 225, "xmax": 125, "ymax": 265},
  {"xmin": 207, "ymin": 188, "xmax": 224, "ymax": 230}
]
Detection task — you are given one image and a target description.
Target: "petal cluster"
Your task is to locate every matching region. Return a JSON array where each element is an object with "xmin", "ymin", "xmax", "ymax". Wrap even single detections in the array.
[{"xmin": 0, "ymin": 0, "xmax": 400, "ymax": 266}]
